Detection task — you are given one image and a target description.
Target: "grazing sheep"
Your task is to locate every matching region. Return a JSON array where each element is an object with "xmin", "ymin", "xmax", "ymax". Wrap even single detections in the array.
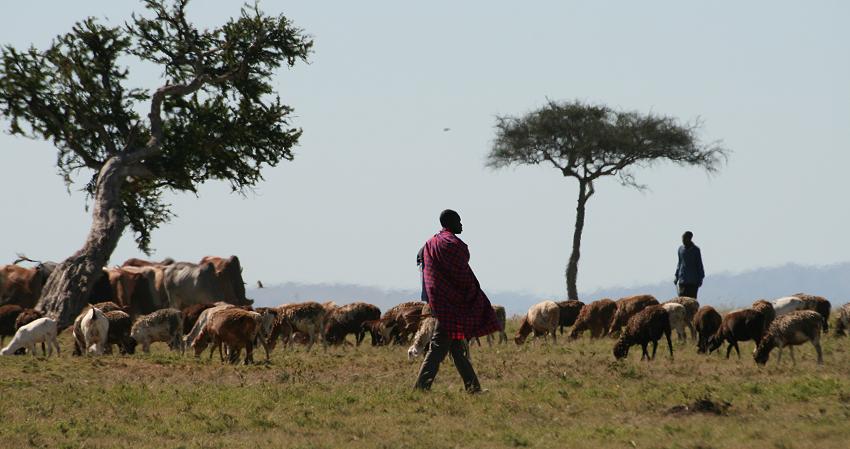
[
  {"xmin": 270, "ymin": 302, "xmax": 327, "ymax": 351},
  {"xmin": 380, "ymin": 301, "xmax": 427, "ymax": 345},
  {"xmin": 662, "ymin": 302, "xmax": 687, "ymax": 342},
  {"xmin": 570, "ymin": 299, "xmax": 616, "ymax": 339},
  {"xmin": 80, "ymin": 307, "xmax": 109, "ymax": 355},
  {"xmin": 772, "ymin": 296, "xmax": 805, "ymax": 317},
  {"xmin": 71, "ymin": 305, "xmax": 127, "ymax": 356},
  {"xmin": 0, "ymin": 304, "xmax": 24, "ymax": 346},
  {"xmin": 361, "ymin": 319, "xmax": 386, "ymax": 346},
  {"xmin": 251, "ymin": 307, "xmax": 278, "ymax": 360},
  {"xmin": 184, "ymin": 303, "xmax": 234, "ymax": 349},
  {"xmin": 708, "ymin": 309, "xmax": 765, "ymax": 359},
  {"xmin": 324, "ymin": 302, "xmax": 381, "ymax": 346},
  {"xmin": 192, "ymin": 308, "xmax": 258, "ymax": 364},
  {"xmin": 754, "ymin": 310, "xmax": 823, "ymax": 365},
  {"xmin": 792, "ymin": 293, "xmax": 831, "ymax": 333},
  {"xmin": 751, "ymin": 300, "xmax": 776, "ymax": 335},
  {"xmin": 664, "ymin": 297, "xmax": 699, "ymax": 339},
  {"xmin": 103, "ymin": 310, "xmax": 136, "ymax": 355},
  {"xmin": 0, "ymin": 317, "xmax": 60, "ymax": 356},
  {"xmin": 131, "ymin": 308, "xmax": 184, "ymax": 354},
  {"xmin": 609, "ymin": 295, "xmax": 659, "ymax": 336},
  {"xmin": 407, "ymin": 316, "xmax": 437, "ymax": 360},
  {"xmin": 834, "ymin": 303, "xmax": 850, "ymax": 336},
  {"xmin": 612, "ymin": 305, "xmax": 673, "ymax": 361},
  {"xmin": 556, "ymin": 300, "xmax": 584, "ymax": 335},
  {"xmin": 693, "ymin": 306, "xmax": 722, "ymax": 354},
  {"xmin": 515, "ymin": 301, "xmax": 560, "ymax": 345},
  {"xmin": 485, "ymin": 305, "xmax": 508, "ymax": 346},
  {"xmin": 14, "ymin": 308, "xmax": 44, "ymax": 354}
]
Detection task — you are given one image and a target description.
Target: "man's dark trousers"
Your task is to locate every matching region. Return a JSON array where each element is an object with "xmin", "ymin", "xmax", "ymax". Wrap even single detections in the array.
[
  {"xmin": 678, "ymin": 283, "xmax": 699, "ymax": 299},
  {"xmin": 414, "ymin": 321, "xmax": 481, "ymax": 392}
]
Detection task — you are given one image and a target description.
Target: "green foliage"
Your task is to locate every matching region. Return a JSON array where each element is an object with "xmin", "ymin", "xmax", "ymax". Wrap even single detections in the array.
[
  {"xmin": 488, "ymin": 100, "xmax": 728, "ymax": 188},
  {"xmin": 0, "ymin": 0, "xmax": 312, "ymax": 251}
]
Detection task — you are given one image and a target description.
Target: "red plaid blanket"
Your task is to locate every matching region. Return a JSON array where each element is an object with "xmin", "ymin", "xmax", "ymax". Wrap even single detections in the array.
[{"xmin": 422, "ymin": 229, "xmax": 501, "ymax": 339}]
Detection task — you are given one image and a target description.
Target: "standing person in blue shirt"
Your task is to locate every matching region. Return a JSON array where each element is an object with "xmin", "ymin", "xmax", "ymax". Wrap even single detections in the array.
[{"xmin": 675, "ymin": 231, "xmax": 705, "ymax": 298}]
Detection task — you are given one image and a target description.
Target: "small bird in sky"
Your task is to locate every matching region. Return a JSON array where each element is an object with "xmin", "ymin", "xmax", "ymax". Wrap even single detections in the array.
[
  {"xmin": 443, "ymin": 127, "xmax": 451, "ymax": 132},
  {"xmin": 256, "ymin": 280, "xmax": 264, "ymax": 289}
]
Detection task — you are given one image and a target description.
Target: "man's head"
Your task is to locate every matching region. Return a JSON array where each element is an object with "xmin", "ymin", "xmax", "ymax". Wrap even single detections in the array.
[
  {"xmin": 440, "ymin": 209, "xmax": 462, "ymax": 234},
  {"xmin": 682, "ymin": 231, "xmax": 694, "ymax": 246}
]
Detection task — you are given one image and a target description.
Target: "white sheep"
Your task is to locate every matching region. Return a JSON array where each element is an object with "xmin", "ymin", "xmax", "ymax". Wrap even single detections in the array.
[
  {"xmin": 407, "ymin": 316, "xmax": 436, "ymax": 360},
  {"xmin": 661, "ymin": 302, "xmax": 687, "ymax": 342},
  {"xmin": 772, "ymin": 296, "xmax": 805, "ymax": 317},
  {"xmin": 80, "ymin": 307, "xmax": 109, "ymax": 355},
  {"xmin": 0, "ymin": 317, "xmax": 60, "ymax": 356}
]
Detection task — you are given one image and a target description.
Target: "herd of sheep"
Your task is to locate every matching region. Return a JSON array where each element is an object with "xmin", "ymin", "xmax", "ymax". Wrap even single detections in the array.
[
  {"xmin": 516, "ymin": 293, "xmax": 842, "ymax": 366},
  {"xmin": 1, "ymin": 289, "xmax": 848, "ymax": 367}
]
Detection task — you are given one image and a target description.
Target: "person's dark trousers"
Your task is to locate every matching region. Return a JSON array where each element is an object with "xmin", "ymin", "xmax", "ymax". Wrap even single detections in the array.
[
  {"xmin": 414, "ymin": 321, "xmax": 481, "ymax": 393},
  {"xmin": 678, "ymin": 283, "xmax": 699, "ymax": 299}
]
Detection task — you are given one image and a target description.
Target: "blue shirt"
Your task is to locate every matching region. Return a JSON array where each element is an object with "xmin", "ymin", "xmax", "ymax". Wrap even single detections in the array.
[{"xmin": 675, "ymin": 244, "xmax": 705, "ymax": 286}]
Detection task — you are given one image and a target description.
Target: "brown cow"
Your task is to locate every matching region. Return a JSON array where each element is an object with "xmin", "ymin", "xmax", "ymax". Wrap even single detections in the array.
[
  {"xmin": 0, "ymin": 304, "xmax": 24, "ymax": 346},
  {"xmin": 0, "ymin": 262, "xmax": 56, "ymax": 308},
  {"xmin": 121, "ymin": 257, "xmax": 174, "ymax": 268},
  {"xmin": 105, "ymin": 267, "xmax": 160, "ymax": 316},
  {"xmin": 198, "ymin": 256, "xmax": 251, "ymax": 305}
]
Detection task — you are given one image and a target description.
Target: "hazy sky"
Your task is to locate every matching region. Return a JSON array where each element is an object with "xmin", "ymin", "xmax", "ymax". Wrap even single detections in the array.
[{"xmin": 1, "ymin": 1, "xmax": 848, "ymax": 297}]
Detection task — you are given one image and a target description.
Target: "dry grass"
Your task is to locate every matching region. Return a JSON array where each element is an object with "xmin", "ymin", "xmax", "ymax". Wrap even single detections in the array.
[{"xmin": 1, "ymin": 319, "xmax": 850, "ymax": 449}]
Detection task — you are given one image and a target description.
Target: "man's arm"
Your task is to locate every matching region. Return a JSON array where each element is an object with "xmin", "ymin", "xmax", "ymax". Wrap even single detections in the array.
[
  {"xmin": 674, "ymin": 247, "xmax": 682, "ymax": 284},
  {"xmin": 696, "ymin": 247, "xmax": 705, "ymax": 286}
]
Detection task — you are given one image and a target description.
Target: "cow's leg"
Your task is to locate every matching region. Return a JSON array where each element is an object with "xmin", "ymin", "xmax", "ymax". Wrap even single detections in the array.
[
  {"xmin": 789, "ymin": 346, "xmax": 796, "ymax": 365},
  {"xmin": 29, "ymin": 343, "xmax": 37, "ymax": 356},
  {"xmin": 725, "ymin": 342, "xmax": 733, "ymax": 359},
  {"xmin": 733, "ymin": 341, "xmax": 741, "ymax": 359},
  {"xmin": 651, "ymin": 340, "xmax": 658, "ymax": 360}
]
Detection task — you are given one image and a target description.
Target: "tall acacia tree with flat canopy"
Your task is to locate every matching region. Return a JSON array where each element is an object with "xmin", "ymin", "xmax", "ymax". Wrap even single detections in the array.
[
  {"xmin": 487, "ymin": 100, "xmax": 727, "ymax": 300},
  {"xmin": 0, "ymin": 0, "xmax": 312, "ymax": 326}
]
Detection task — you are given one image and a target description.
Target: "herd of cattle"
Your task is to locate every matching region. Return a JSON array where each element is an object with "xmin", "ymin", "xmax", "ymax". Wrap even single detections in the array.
[{"xmin": 1, "ymin": 256, "xmax": 849, "ymax": 365}]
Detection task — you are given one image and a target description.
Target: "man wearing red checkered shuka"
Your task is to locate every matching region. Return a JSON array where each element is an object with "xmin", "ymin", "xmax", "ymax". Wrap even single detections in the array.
[{"xmin": 413, "ymin": 210, "xmax": 501, "ymax": 393}]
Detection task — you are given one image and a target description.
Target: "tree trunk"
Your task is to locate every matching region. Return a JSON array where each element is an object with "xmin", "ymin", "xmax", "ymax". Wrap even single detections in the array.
[
  {"xmin": 36, "ymin": 157, "xmax": 129, "ymax": 328},
  {"xmin": 566, "ymin": 180, "xmax": 589, "ymax": 300}
]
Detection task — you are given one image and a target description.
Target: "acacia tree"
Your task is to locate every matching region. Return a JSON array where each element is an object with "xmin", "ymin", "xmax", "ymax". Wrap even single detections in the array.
[
  {"xmin": 0, "ymin": 0, "xmax": 312, "ymax": 326},
  {"xmin": 488, "ymin": 100, "xmax": 727, "ymax": 300}
]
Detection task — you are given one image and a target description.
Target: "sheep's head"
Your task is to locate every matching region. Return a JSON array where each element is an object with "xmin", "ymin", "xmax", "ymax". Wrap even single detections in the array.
[
  {"xmin": 121, "ymin": 337, "xmax": 137, "ymax": 355},
  {"xmin": 612, "ymin": 336, "xmax": 630, "ymax": 360},
  {"xmin": 191, "ymin": 332, "xmax": 209, "ymax": 357},
  {"xmin": 514, "ymin": 317, "xmax": 532, "ymax": 345},
  {"xmin": 753, "ymin": 338, "xmax": 774, "ymax": 365},
  {"xmin": 707, "ymin": 334, "xmax": 723, "ymax": 354}
]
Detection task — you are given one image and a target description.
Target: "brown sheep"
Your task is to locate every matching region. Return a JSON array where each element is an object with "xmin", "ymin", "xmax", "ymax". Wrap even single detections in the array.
[
  {"xmin": 324, "ymin": 302, "xmax": 381, "ymax": 346},
  {"xmin": 754, "ymin": 310, "xmax": 823, "ymax": 365},
  {"xmin": 612, "ymin": 305, "xmax": 673, "ymax": 361},
  {"xmin": 708, "ymin": 309, "xmax": 765, "ymax": 358},
  {"xmin": 192, "ymin": 308, "xmax": 258, "ymax": 364},
  {"xmin": 750, "ymin": 300, "xmax": 776, "ymax": 335},
  {"xmin": 103, "ymin": 310, "xmax": 136, "ymax": 355},
  {"xmin": 515, "ymin": 301, "xmax": 560, "ymax": 345},
  {"xmin": 380, "ymin": 301, "xmax": 426, "ymax": 345},
  {"xmin": 556, "ymin": 300, "xmax": 584, "ymax": 335},
  {"xmin": 609, "ymin": 295, "xmax": 659, "ymax": 336},
  {"xmin": 664, "ymin": 297, "xmax": 699, "ymax": 340},
  {"xmin": 792, "ymin": 293, "xmax": 831, "ymax": 333},
  {"xmin": 693, "ymin": 306, "xmax": 722, "ymax": 354},
  {"xmin": 570, "ymin": 299, "xmax": 616, "ymax": 339}
]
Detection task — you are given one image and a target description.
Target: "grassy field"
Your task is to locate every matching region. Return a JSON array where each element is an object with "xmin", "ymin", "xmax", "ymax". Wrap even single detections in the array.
[{"xmin": 1, "ymin": 320, "xmax": 849, "ymax": 449}]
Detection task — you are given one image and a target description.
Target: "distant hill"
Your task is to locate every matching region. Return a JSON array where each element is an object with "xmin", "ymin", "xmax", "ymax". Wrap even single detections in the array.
[{"xmin": 247, "ymin": 262, "xmax": 850, "ymax": 316}]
